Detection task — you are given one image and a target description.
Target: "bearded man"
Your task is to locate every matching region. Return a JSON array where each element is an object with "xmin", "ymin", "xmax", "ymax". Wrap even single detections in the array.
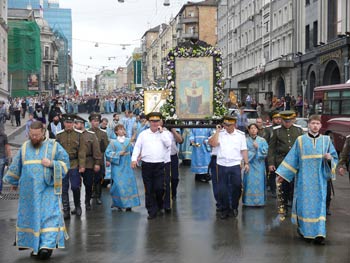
[{"xmin": 3, "ymin": 121, "xmax": 70, "ymax": 259}]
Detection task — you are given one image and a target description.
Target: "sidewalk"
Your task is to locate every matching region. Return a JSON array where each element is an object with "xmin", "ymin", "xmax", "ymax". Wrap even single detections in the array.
[{"xmin": 4, "ymin": 114, "xmax": 29, "ymax": 142}]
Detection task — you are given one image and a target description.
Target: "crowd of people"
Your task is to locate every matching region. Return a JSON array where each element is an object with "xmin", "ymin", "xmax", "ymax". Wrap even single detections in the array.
[{"xmin": 1, "ymin": 93, "xmax": 349, "ymax": 259}]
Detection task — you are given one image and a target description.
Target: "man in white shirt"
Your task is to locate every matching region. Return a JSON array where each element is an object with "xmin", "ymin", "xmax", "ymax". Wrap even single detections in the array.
[
  {"xmin": 131, "ymin": 112, "xmax": 172, "ymax": 219},
  {"xmin": 209, "ymin": 116, "xmax": 249, "ymax": 219}
]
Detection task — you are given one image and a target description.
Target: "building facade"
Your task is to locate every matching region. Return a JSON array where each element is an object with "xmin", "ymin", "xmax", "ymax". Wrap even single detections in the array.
[
  {"xmin": 36, "ymin": 17, "xmax": 60, "ymax": 96},
  {"xmin": 141, "ymin": 0, "xmax": 218, "ymax": 87},
  {"xmin": 218, "ymin": 0, "xmax": 295, "ymax": 106},
  {"xmin": 176, "ymin": 0, "xmax": 218, "ymax": 46},
  {"xmin": 95, "ymin": 70, "xmax": 118, "ymax": 95},
  {"xmin": 294, "ymin": 0, "xmax": 350, "ymax": 105},
  {"xmin": 0, "ymin": 0, "xmax": 8, "ymax": 101}
]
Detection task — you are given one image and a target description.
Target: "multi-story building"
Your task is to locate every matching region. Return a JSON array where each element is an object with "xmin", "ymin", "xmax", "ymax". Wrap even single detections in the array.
[
  {"xmin": 116, "ymin": 66, "xmax": 127, "ymax": 91},
  {"xmin": 126, "ymin": 49, "xmax": 143, "ymax": 92},
  {"xmin": 95, "ymin": 70, "xmax": 118, "ymax": 95},
  {"xmin": 294, "ymin": 0, "xmax": 350, "ymax": 105},
  {"xmin": 218, "ymin": 0, "xmax": 295, "ymax": 105},
  {"xmin": 0, "ymin": 0, "xmax": 8, "ymax": 101},
  {"xmin": 141, "ymin": 24, "xmax": 166, "ymax": 87},
  {"xmin": 8, "ymin": 0, "xmax": 72, "ymax": 51},
  {"xmin": 36, "ymin": 17, "xmax": 60, "ymax": 96},
  {"xmin": 141, "ymin": 0, "xmax": 218, "ymax": 87},
  {"xmin": 176, "ymin": 0, "xmax": 218, "ymax": 46},
  {"xmin": 8, "ymin": 0, "xmax": 72, "ymax": 94}
]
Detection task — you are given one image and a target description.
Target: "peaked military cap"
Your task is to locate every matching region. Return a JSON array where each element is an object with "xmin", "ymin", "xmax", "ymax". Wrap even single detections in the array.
[
  {"xmin": 146, "ymin": 112, "xmax": 162, "ymax": 121},
  {"xmin": 89, "ymin": 112, "xmax": 102, "ymax": 122},
  {"xmin": 62, "ymin": 113, "xmax": 75, "ymax": 122},
  {"xmin": 74, "ymin": 115, "xmax": 87, "ymax": 123},
  {"xmin": 223, "ymin": 115, "xmax": 237, "ymax": 125},
  {"xmin": 270, "ymin": 110, "xmax": 281, "ymax": 119},
  {"xmin": 279, "ymin": 110, "xmax": 297, "ymax": 120}
]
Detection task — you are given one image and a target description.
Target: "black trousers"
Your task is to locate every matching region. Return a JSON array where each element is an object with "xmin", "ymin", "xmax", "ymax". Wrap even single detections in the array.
[
  {"xmin": 82, "ymin": 168, "xmax": 94, "ymax": 205},
  {"xmin": 141, "ymin": 161, "xmax": 165, "ymax": 216}
]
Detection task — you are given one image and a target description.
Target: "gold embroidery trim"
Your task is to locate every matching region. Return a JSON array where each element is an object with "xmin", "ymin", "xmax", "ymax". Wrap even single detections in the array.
[
  {"xmin": 292, "ymin": 214, "xmax": 326, "ymax": 222},
  {"xmin": 7, "ymin": 170, "xmax": 20, "ymax": 180},
  {"xmin": 16, "ymin": 226, "xmax": 66, "ymax": 237},
  {"xmin": 301, "ymin": 154, "xmax": 323, "ymax": 159},
  {"xmin": 23, "ymin": 160, "xmax": 42, "ymax": 165},
  {"xmin": 281, "ymin": 161, "xmax": 297, "ymax": 174}
]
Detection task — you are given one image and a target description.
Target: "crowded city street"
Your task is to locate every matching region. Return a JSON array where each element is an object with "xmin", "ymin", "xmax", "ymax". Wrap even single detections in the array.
[{"xmin": 0, "ymin": 112, "xmax": 349, "ymax": 262}]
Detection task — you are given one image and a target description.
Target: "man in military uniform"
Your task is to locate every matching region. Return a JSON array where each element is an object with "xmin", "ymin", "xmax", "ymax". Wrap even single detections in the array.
[
  {"xmin": 56, "ymin": 114, "xmax": 86, "ymax": 219},
  {"xmin": 335, "ymin": 135, "xmax": 350, "ymax": 215},
  {"xmin": 264, "ymin": 110, "xmax": 282, "ymax": 196},
  {"xmin": 88, "ymin": 113, "xmax": 109, "ymax": 205},
  {"xmin": 256, "ymin": 117, "xmax": 268, "ymax": 141},
  {"xmin": 74, "ymin": 115, "xmax": 102, "ymax": 211},
  {"xmin": 268, "ymin": 110, "xmax": 303, "ymax": 209}
]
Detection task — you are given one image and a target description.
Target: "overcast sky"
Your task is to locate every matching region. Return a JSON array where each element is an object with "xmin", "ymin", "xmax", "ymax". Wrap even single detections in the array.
[{"xmin": 58, "ymin": 0, "xmax": 203, "ymax": 86}]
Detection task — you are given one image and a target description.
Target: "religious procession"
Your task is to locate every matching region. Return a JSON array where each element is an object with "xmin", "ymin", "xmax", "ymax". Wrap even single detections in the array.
[{"xmin": 1, "ymin": 42, "xmax": 350, "ymax": 262}]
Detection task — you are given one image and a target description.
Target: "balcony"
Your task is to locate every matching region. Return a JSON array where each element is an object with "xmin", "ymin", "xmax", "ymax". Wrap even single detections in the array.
[
  {"xmin": 43, "ymin": 55, "xmax": 55, "ymax": 63},
  {"xmin": 181, "ymin": 16, "xmax": 199, "ymax": 24},
  {"xmin": 180, "ymin": 32, "xmax": 199, "ymax": 39}
]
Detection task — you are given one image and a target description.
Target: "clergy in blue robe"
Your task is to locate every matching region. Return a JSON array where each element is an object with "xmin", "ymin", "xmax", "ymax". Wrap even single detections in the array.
[
  {"xmin": 179, "ymin": 128, "xmax": 192, "ymax": 163},
  {"xmin": 243, "ymin": 124, "xmax": 268, "ymax": 206},
  {"xmin": 3, "ymin": 121, "xmax": 69, "ymax": 258},
  {"xmin": 105, "ymin": 125, "xmax": 140, "ymax": 210},
  {"xmin": 189, "ymin": 128, "xmax": 212, "ymax": 181},
  {"xmin": 276, "ymin": 115, "xmax": 337, "ymax": 244}
]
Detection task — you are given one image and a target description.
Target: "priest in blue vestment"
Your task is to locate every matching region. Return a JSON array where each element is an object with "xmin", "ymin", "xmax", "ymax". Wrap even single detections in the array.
[
  {"xmin": 276, "ymin": 115, "xmax": 337, "ymax": 245},
  {"xmin": 105, "ymin": 124, "xmax": 140, "ymax": 210},
  {"xmin": 3, "ymin": 121, "xmax": 69, "ymax": 259},
  {"xmin": 189, "ymin": 128, "xmax": 212, "ymax": 182},
  {"xmin": 243, "ymin": 123, "xmax": 268, "ymax": 206}
]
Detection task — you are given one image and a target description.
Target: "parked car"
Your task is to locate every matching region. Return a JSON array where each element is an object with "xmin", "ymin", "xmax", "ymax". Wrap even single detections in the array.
[
  {"xmin": 322, "ymin": 117, "xmax": 350, "ymax": 152},
  {"xmin": 295, "ymin": 118, "xmax": 308, "ymax": 133},
  {"xmin": 229, "ymin": 108, "xmax": 258, "ymax": 125}
]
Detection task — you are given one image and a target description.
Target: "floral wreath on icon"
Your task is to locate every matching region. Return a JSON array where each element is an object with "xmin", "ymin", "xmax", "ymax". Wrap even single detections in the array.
[{"xmin": 159, "ymin": 40, "xmax": 227, "ymax": 120}]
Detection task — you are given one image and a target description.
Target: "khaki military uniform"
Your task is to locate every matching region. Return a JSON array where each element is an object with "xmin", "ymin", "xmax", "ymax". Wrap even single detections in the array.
[
  {"xmin": 338, "ymin": 136, "xmax": 350, "ymax": 168},
  {"xmin": 257, "ymin": 127, "xmax": 270, "ymax": 143},
  {"xmin": 82, "ymin": 130, "xmax": 102, "ymax": 168},
  {"xmin": 56, "ymin": 129, "xmax": 86, "ymax": 169},
  {"xmin": 81, "ymin": 129, "xmax": 102, "ymax": 209},
  {"xmin": 268, "ymin": 124, "xmax": 303, "ymax": 167},
  {"xmin": 88, "ymin": 127, "xmax": 109, "ymax": 203},
  {"xmin": 268, "ymin": 124, "xmax": 303, "ymax": 207},
  {"xmin": 56, "ymin": 128, "xmax": 87, "ymax": 216},
  {"xmin": 89, "ymin": 127, "xmax": 109, "ymax": 154}
]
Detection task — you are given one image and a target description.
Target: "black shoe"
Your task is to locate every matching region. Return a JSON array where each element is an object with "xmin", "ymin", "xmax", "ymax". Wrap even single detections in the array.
[
  {"xmin": 85, "ymin": 203, "xmax": 91, "ymax": 211},
  {"xmin": 232, "ymin": 209, "xmax": 238, "ymax": 217},
  {"xmin": 147, "ymin": 214, "xmax": 157, "ymax": 220},
  {"xmin": 326, "ymin": 209, "xmax": 331, "ymax": 216},
  {"xmin": 126, "ymin": 208, "xmax": 132, "ymax": 212},
  {"xmin": 220, "ymin": 213, "xmax": 229, "ymax": 220},
  {"xmin": 73, "ymin": 206, "xmax": 82, "ymax": 216},
  {"xmin": 157, "ymin": 209, "xmax": 164, "ymax": 216},
  {"xmin": 314, "ymin": 236, "xmax": 326, "ymax": 245},
  {"xmin": 96, "ymin": 198, "xmax": 102, "ymax": 205},
  {"xmin": 38, "ymin": 249, "xmax": 53, "ymax": 260},
  {"xmin": 164, "ymin": 208, "xmax": 171, "ymax": 214},
  {"xmin": 63, "ymin": 211, "xmax": 70, "ymax": 220}
]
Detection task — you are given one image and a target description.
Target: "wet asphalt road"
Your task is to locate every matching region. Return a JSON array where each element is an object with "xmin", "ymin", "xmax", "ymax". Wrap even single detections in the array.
[
  {"xmin": 1, "ymin": 165, "xmax": 349, "ymax": 263},
  {"xmin": 1, "ymin": 113, "xmax": 349, "ymax": 263}
]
